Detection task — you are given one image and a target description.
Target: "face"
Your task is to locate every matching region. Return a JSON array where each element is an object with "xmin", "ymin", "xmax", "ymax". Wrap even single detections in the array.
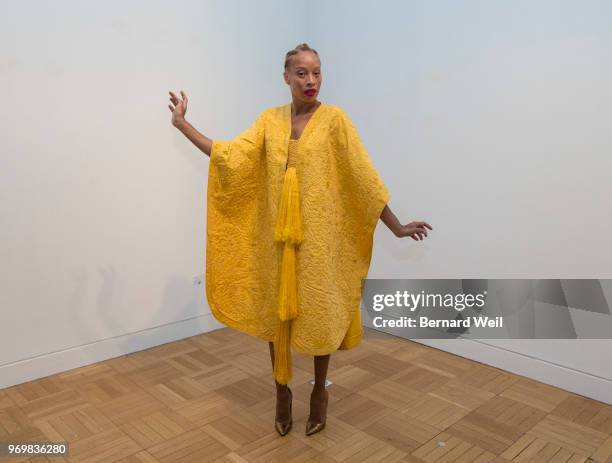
[{"xmin": 283, "ymin": 51, "xmax": 322, "ymax": 104}]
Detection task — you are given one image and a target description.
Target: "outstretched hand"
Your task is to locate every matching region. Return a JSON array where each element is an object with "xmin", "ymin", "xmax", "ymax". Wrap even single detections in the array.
[
  {"xmin": 394, "ymin": 221, "xmax": 433, "ymax": 241},
  {"xmin": 168, "ymin": 90, "xmax": 188, "ymax": 126}
]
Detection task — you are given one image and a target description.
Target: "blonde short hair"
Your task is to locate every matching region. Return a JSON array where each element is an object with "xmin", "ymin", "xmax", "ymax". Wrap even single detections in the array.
[{"xmin": 284, "ymin": 43, "xmax": 319, "ymax": 70}]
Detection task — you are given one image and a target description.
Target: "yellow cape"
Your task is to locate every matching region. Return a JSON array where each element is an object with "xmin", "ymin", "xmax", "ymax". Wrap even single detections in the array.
[{"xmin": 206, "ymin": 102, "xmax": 390, "ymax": 383}]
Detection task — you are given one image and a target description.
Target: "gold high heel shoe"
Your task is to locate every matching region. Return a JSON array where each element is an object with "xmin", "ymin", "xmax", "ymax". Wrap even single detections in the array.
[
  {"xmin": 305, "ymin": 388, "xmax": 328, "ymax": 436},
  {"xmin": 274, "ymin": 387, "xmax": 292, "ymax": 436}
]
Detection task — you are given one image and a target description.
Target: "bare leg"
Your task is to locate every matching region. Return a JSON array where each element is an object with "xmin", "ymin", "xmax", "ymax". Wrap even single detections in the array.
[
  {"xmin": 309, "ymin": 353, "xmax": 330, "ymax": 423},
  {"xmin": 269, "ymin": 341, "xmax": 291, "ymax": 423}
]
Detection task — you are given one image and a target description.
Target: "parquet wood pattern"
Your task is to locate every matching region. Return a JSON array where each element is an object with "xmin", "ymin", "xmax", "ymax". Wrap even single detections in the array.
[{"xmin": 1, "ymin": 328, "xmax": 610, "ymax": 462}]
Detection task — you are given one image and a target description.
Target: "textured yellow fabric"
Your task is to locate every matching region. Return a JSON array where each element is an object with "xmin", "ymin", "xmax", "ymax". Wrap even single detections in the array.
[{"xmin": 206, "ymin": 102, "xmax": 391, "ymax": 374}]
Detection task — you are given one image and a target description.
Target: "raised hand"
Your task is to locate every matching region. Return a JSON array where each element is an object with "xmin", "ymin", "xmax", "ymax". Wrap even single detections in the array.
[
  {"xmin": 168, "ymin": 90, "xmax": 188, "ymax": 126},
  {"xmin": 394, "ymin": 221, "xmax": 433, "ymax": 241}
]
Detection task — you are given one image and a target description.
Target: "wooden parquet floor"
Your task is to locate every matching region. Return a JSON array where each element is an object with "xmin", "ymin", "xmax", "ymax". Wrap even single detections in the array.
[{"xmin": 1, "ymin": 327, "xmax": 611, "ymax": 462}]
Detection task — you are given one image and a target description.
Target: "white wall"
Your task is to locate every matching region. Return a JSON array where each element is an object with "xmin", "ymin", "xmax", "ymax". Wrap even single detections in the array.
[
  {"xmin": 0, "ymin": 0, "xmax": 309, "ymax": 386},
  {"xmin": 2, "ymin": 0, "xmax": 611, "ymax": 402},
  {"xmin": 311, "ymin": 0, "xmax": 612, "ymax": 402}
]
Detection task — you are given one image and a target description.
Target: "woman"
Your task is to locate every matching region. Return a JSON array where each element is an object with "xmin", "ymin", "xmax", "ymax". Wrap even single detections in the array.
[{"xmin": 169, "ymin": 43, "xmax": 432, "ymax": 437}]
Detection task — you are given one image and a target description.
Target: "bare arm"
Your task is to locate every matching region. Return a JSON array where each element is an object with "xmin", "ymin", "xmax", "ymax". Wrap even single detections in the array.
[
  {"xmin": 380, "ymin": 203, "xmax": 433, "ymax": 241},
  {"xmin": 173, "ymin": 118, "xmax": 213, "ymax": 157},
  {"xmin": 168, "ymin": 90, "xmax": 213, "ymax": 157},
  {"xmin": 380, "ymin": 204, "xmax": 401, "ymax": 234}
]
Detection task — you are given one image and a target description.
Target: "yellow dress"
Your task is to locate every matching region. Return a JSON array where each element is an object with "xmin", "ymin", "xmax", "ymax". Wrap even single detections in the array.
[{"xmin": 206, "ymin": 102, "xmax": 390, "ymax": 384}]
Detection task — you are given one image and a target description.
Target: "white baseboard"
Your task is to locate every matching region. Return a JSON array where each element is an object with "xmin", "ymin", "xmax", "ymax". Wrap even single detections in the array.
[
  {"xmin": 412, "ymin": 338, "xmax": 612, "ymax": 405},
  {"xmin": 0, "ymin": 313, "xmax": 225, "ymax": 389},
  {"xmin": 4, "ymin": 316, "xmax": 610, "ymax": 406}
]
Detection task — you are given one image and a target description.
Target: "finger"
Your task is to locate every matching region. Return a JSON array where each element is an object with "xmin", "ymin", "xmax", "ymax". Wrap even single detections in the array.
[{"xmin": 420, "ymin": 222, "xmax": 433, "ymax": 230}]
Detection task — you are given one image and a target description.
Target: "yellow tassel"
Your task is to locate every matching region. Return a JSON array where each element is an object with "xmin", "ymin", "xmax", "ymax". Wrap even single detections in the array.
[
  {"xmin": 277, "ymin": 243, "xmax": 298, "ymax": 321},
  {"xmin": 272, "ymin": 164, "xmax": 303, "ymax": 385},
  {"xmin": 273, "ymin": 320, "xmax": 292, "ymax": 385},
  {"xmin": 274, "ymin": 167, "xmax": 303, "ymax": 245}
]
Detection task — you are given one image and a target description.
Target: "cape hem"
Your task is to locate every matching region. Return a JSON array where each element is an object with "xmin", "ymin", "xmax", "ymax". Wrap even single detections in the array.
[
  {"xmin": 210, "ymin": 304, "xmax": 364, "ymax": 356},
  {"xmin": 209, "ymin": 307, "xmax": 275, "ymax": 343}
]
